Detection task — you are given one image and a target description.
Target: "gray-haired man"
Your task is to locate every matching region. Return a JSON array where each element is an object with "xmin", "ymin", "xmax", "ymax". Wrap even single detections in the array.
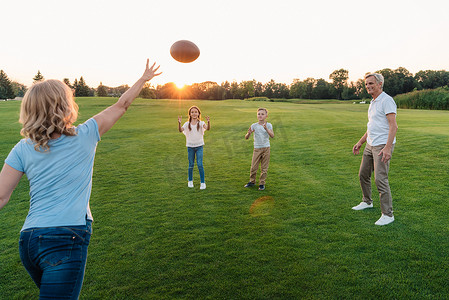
[{"xmin": 352, "ymin": 73, "xmax": 398, "ymax": 226}]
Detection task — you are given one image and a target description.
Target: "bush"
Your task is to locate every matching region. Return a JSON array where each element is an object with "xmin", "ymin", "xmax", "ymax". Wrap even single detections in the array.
[
  {"xmin": 244, "ymin": 97, "xmax": 271, "ymax": 101},
  {"xmin": 395, "ymin": 87, "xmax": 449, "ymax": 110}
]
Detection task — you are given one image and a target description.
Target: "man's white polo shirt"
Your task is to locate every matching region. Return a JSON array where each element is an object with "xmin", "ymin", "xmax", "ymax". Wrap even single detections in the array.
[{"xmin": 367, "ymin": 91, "xmax": 397, "ymax": 146}]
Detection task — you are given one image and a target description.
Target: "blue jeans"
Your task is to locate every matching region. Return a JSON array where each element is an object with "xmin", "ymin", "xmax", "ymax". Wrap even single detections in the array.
[
  {"xmin": 187, "ymin": 146, "xmax": 205, "ymax": 183},
  {"xmin": 19, "ymin": 220, "xmax": 92, "ymax": 299}
]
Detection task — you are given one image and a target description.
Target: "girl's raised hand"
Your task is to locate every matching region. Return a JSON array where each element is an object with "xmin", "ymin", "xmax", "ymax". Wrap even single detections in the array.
[
  {"xmin": 178, "ymin": 116, "xmax": 182, "ymax": 124},
  {"xmin": 205, "ymin": 116, "xmax": 210, "ymax": 122}
]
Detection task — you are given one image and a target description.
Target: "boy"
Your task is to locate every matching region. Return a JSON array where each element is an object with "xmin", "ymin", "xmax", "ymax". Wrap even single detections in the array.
[{"xmin": 244, "ymin": 108, "xmax": 274, "ymax": 190}]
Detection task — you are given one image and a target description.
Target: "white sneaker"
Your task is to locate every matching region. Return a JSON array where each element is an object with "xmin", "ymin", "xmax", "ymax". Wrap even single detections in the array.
[
  {"xmin": 188, "ymin": 181, "xmax": 194, "ymax": 188},
  {"xmin": 200, "ymin": 183, "xmax": 206, "ymax": 190},
  {"xmin": 352, "ymin": 202, "xmax": 373, "ymax": 210},
  {"xmin": 375, "ymin": 214, "xmax": 394, "ymax": 226}
]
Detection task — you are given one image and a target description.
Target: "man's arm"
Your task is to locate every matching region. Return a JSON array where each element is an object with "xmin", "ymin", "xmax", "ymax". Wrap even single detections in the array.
[
  {"xmin": 378, "ymin": 113, "xmax": 398, "ymax": 163},
  {"xmin": 353, "ymin": 132, "xmax": 367, "ymax": 155}
]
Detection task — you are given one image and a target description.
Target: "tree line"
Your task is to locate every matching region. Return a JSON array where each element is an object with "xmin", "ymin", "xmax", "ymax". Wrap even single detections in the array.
[
  {"xmin": 144, "ymin": 67, "xmax": 449, "ymax": 101},
  {"xmin": 1, "ymin": 67, "xmax": 448, "ymax": 101}
]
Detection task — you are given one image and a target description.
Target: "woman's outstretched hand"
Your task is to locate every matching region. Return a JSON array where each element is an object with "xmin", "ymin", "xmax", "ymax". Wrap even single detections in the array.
[{"xmin": 142, "ymin": 59, "xmax": 162, "ymax": 81}]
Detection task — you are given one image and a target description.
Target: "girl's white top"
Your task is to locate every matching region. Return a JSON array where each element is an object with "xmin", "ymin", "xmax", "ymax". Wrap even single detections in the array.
[{"xmin": 182, "ymin": 121, "xmax": 206, "ymax": 147}]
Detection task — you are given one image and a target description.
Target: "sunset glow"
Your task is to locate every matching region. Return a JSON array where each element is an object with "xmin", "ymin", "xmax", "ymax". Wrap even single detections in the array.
[{"xmin": 174, "ymin": 83, "xmax": 187, "ymax": 90}]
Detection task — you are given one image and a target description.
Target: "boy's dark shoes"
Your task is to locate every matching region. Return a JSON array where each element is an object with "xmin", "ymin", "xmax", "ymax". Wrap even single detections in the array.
[
  {"xmin": 244, "ymin": 182, "xmax": 255, "ymax": 188},
  {"xmin": 258, "ymin": 185, "xmax": 265, "ymax": 191}
]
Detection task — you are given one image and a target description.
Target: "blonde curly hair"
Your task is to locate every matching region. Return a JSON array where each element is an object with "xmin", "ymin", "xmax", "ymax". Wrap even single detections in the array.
[{"xmin": 19, "ymin": 79, "xmax": 79, "ymax": 152}]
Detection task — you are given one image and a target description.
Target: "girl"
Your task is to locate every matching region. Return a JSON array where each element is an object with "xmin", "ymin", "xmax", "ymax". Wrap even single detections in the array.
[
  {"xmin": 0, "ymin": 59, "xmax": 161, "ymax": 298},
  {"xmin": 178, "ymin": 106, "xmax": 210, "ymax": 189}
]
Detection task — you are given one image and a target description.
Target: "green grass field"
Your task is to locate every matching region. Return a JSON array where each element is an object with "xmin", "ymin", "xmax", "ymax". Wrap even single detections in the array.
[{"xmin": 1, "ymin": 98, "xmax": 449, "ymax": 299}]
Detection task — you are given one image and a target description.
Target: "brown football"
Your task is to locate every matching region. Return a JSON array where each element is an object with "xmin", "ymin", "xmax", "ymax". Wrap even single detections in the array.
[{"xmin": 170, "ymin": 40, "xmax": 200, "ymax": 63}]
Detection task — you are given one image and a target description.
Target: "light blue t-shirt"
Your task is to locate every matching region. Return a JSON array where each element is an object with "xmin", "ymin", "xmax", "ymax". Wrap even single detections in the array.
[
  {"xmin": 5, "ymin": 118, "xmax": 100, "ymax": 231},
  {"xmin": 251, "ymin": 122, "xmax": 273, "ymax": 148}
]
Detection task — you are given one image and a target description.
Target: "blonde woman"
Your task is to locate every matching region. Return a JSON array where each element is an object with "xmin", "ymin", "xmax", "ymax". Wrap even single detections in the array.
[{"xmin": 0, "ymin": 59, "xmax": 161, "ymax": 298}]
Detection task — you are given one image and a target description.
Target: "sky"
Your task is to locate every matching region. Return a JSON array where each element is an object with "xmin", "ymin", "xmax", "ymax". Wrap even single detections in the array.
[{"xmin": 2, "ymin": 0, "xmax": 449, "ymax": 88}]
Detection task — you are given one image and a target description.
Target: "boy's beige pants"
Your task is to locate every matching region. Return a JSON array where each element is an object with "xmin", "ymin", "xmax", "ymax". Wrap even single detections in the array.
[{"xmin": 249, "ymin": 147, "xmax": 270, "ymax": 185}]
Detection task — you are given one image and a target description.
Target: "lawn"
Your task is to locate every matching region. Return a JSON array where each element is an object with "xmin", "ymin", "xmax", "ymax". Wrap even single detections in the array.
[{"xmin": 1, "ymin": 98, "xmax": 449, "ymax": 299}]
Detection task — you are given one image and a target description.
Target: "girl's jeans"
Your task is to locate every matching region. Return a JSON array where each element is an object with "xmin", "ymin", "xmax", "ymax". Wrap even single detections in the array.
[
  {"xmin": 187, "ymin": 146, "xmax": 205, "ymax": 183},
  {"xmin": 19, "ymin": 220, "xmax": 92, "ymax": 299}
]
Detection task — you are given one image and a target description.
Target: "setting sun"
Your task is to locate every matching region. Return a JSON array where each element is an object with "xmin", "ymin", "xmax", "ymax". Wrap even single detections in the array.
[{"xmin": 174, "ymin": 82, "xmax": 187, "ymax": 90}]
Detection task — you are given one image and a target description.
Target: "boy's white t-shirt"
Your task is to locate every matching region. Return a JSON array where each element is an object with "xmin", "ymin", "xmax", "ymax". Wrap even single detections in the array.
[
  {"xmin": 182, "ymin": 121, "xmax": 206, "ymax": 147},
  {"xmin": 251, "ymin": 122, "xmax": 272, "ymax": 148}
]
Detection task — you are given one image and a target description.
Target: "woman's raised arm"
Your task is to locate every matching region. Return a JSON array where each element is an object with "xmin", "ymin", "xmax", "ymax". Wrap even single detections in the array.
[{"xmin": 94, "ymin": 59, "xmax": 161, "ymax": 137}]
